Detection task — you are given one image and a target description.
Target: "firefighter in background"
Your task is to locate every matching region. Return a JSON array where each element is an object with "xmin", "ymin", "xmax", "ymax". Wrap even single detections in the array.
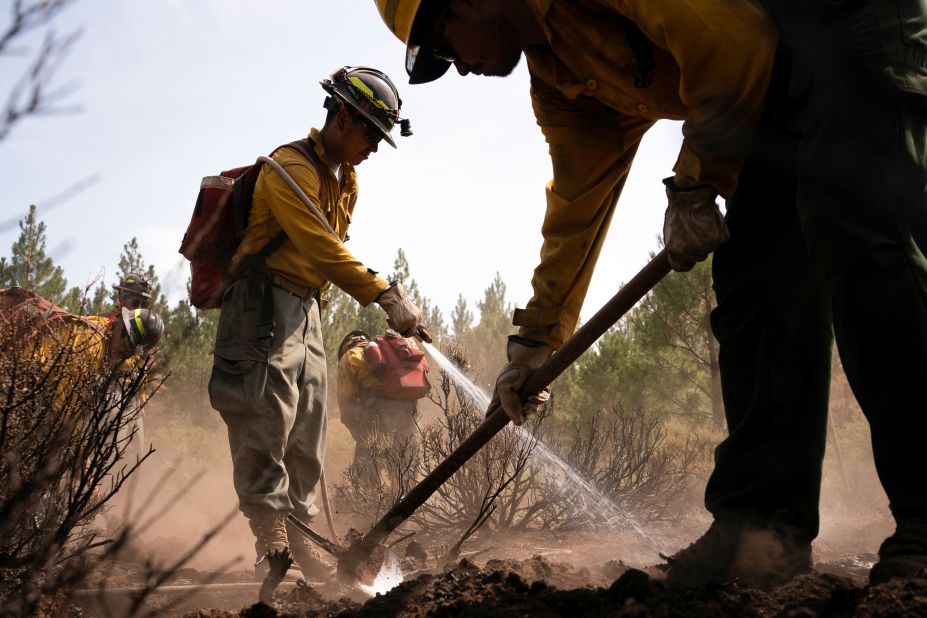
[
  {"xmin": 113, "ymin": 272, "xmax": 153, "ymax": 310},
  {"xmin": 106, "ymin": 272, "xmax": 159, "ymax": 452},
  {"xmin": 1, "ymin": 286, "xmax": 164, "ymax": 402},
  {"xmin": 337, "ymin": 329, "xmax": 430, "ymax": 481}
]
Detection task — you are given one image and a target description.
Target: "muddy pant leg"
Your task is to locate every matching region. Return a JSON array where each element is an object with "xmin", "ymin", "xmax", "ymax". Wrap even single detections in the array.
[
  {"xmin": 209, "ymin": 282, "xmax": 304, "ymax": 516},
  {"xmin": 707, "ymin": 112, "xmax": 833, "ymax": 542},
  {"xmin": 787, "ymin": 0, "xmax": 927, "ymax": 521},
  {"xmin": 283, "ymin": 294, "xmax": 327, "ymax": 521}
]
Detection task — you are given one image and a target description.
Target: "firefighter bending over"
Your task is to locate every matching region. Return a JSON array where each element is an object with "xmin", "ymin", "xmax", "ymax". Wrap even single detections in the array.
[{"xmin": 337, "ymin": 329, "xmax": 430, "ymax": 483}]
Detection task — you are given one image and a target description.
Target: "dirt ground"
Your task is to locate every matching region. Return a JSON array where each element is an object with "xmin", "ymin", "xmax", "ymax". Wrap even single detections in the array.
[
  {"xmin": 74, "ymin": 392, "xmax": 910, "ymax": 617},
  {"xmin": 73, "ymin": 512, "xmax": 927, "ymax": 618}
]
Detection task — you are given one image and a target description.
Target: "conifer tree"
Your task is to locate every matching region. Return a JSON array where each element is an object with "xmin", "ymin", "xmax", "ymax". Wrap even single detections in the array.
[
  {"xmin": 113, "ymin": 237, "xmax": 163, "ymax": 309},
  {"xmin": 451, "ymin": 294, "xmax": 473, "ymax": 338},
  {"xmin": 1, "ymin": 205, "xmax": 69, "ymax": 305}
]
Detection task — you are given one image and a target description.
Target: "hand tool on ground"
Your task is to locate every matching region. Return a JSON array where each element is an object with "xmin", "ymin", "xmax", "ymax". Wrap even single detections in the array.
[{"xmin": 290, "ymin": 250, "xmax": 672, "ymax": 586}]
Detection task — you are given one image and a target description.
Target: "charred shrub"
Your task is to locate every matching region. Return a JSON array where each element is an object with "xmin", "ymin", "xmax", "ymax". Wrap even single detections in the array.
[{"xmin": 0, "ymin": 307, "xmax": 158, "ymax": 615}]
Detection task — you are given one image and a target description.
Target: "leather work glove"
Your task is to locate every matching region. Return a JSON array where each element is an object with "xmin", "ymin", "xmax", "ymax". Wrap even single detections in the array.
[
  {"xmin": 662, "ymin": 177, "xmax": 730, "ymax": 272},
  {"xmin": 375, "ymin": 282, "xmax": 432, "ymax": 343},
  {"xmin": 490, "ymin": 336, "xmax": 552, "ymax": 426}
]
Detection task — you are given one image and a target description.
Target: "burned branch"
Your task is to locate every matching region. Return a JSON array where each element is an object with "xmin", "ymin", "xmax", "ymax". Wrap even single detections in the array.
[
  {"xmin": 1, "ymin": 0, "xmax": 81, "ymax": 143},
  {"xmin": 0, "ymin": 303, "xmax": 161, "ymax": 615}
]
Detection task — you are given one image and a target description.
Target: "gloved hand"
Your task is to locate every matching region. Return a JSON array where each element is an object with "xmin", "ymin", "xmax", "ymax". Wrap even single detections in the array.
[
  {"xmin": 662, "ymin": 177, "xmax": 729, "ymax": 272},
  {"xmin": 490, "ymin": 336, "xmax": 552, "ymax": 425},
  {"xmin": 375, "ymin": 282, "xmax": 432, "ymax": 343}
]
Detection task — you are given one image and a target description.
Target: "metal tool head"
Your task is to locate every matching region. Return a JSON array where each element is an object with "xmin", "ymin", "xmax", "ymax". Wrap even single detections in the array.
[{"xmin": 285, "ymin": 515, "xmax": 389, "ymax": 589}]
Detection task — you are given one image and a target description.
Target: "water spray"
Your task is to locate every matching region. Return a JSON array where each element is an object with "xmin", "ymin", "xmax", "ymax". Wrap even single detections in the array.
[
  {"xmin": 288, "ymin": 250, "xmax": 671, "ymax": 589},
  {"xmin": 422, "ymin": 342, "xmax": 670, "ymax": 556}
]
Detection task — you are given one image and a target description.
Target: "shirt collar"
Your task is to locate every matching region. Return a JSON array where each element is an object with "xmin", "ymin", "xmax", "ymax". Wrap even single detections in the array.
[
  {"xmin": 308, "ymin": 127, "xmax": 358, "ymax": 196},
  {"xmin": 308, "ymin": 127, "xmax": 334, "ymax": 166}
]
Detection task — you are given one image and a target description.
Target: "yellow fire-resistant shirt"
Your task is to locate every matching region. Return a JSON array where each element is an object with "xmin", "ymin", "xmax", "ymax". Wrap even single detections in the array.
[
  {"xmin": 29, "ymin": 315, "xmax": 110, "ymax": 410},
  {"xmin": 513, "ymin": 0, "xmax": 777, "ymax": 347},
  {"xmin": 231, "ymin": 128, "xmax": 390, "ymax": 306},
  {"xmin": 337, "ymin": 344, "xmax": 382, "ymax": 410}
]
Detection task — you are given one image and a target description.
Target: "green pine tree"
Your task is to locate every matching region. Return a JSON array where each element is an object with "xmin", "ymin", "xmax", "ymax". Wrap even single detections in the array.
[
  {"xmin": 451, "ymin": 294, "xmax": 473, "ymax": 339},
  {"xmin": 458, "ymin": 272, "xmax": 512, "ymax": 385},
  {"xmin": 1, "ymin": 205, "xmax": 69, "ymax": 305},
  {"xmin": 114, "ymin": 237, "xmax": 163, "ymax": 309},
  {"xmin": 389, "ymin": 248, "xmax": 421, "ymax": 302}
]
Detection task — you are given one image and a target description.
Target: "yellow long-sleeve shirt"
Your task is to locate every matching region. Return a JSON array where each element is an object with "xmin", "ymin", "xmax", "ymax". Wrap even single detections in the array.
[
  {"xmin": 25, "ymin": 314, "xmax": 110, "ymax": 410},
  {"xmin": 231, "ymin": 128, "xmax": 390, "ymax": 306},
  {"xmin": 514, "ymin": 0, "xmax": 778, "ymax": 347},
  {"xmin": 337, "ymin": 345, "xmax": 382, "ymax": 409}
]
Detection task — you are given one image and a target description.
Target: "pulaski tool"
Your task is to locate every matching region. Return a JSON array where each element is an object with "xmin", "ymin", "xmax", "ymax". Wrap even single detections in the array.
[{"xmin": 289, "ymin": 251, "xmax": 672, "ymax": 587}]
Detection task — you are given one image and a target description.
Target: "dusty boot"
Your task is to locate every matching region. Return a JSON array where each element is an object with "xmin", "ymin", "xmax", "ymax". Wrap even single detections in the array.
[
  {"xmin": 247, "ymin": 509, "xmax": 292, "ymax": 603},
  {"xmin": 870, "ymin": 519, "xmax": 927, "ymax": 585},
  {"xmin": 732, "ymin": 528, "xmax": 812, "ymax": 588},
  {"xmin": 664, "ymin": 521, "xmax": 811, "ymax": 589},
  {"xmin": 663, "ymin": 521, "xmax": 742, "ymax": 587},
  {"xmin": 286, "ymin": 518, "xmax": 332, "ymax": 582}
]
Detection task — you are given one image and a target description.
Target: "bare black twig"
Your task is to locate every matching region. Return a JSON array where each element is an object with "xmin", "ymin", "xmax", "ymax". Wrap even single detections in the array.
[
  {"xmin": 0, "ymin": 293, "xmax": 161, "ymax": 615},
  {"xmin": 1, "ymin": 0, "xmax": 82, "ymax": 143}
]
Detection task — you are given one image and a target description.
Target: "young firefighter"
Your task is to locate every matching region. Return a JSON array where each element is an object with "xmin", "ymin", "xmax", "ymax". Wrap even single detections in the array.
[
  {"xmin": 336, "ymin": 330, "xmax": 429, "ymax": 484},
  {"xmin": 207, "ymin": 67, "xmax": 431, "ymax": 585},
  {"xmin": 375, "ymin": 0, "xmax": 927, "ymax": 588},
  {"xmin": 1, "ymin": 286, "xmax": 163, "ymax": 400},
  {"xmin": 113, "ymin": 272, "xmax": 153, "ymax": 310}
]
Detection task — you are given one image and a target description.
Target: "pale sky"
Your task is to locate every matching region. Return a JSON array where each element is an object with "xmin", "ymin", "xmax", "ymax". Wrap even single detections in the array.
[{"xmin": 0, "ymin": 1, "xmax": 683, "ymax": 326}]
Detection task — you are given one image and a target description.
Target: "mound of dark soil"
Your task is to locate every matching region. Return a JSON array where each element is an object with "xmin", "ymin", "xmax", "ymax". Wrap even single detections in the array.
[{"xmin": 182, "ymin": 557, "xmax": 927, "ymax": 618}]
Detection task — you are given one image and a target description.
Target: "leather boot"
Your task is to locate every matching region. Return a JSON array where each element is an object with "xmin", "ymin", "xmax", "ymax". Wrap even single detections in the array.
[
  {"xmin": 664, "ymin": 520, "xmax": 811, "ymax": 589},
  {"xmin": 870, "ymin": 518, "xmax": 927, "ymax": 585},
  {"xmin": 247, "ymin": 509, "xmax": 292, "ymax": 603}
]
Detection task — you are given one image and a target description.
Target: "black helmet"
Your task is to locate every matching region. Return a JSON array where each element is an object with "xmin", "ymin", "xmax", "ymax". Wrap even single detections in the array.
[
  {"xmin": 114, "ymin": 272, "xmax": 153, "ymax": 303},
  {"xmin": 321, "ymin": 66, "xmax": 412, "ymax": 148},
  {"xmin": 338, "ymin": 329, "xmax": 370, "ymax": 360},
  {"xmin": 120, "ymin": 307, "xmax": 164, "ymax": 353}
]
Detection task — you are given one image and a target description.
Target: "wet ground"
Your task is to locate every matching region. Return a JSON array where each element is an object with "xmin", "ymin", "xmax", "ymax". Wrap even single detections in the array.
[
  {"xmin": 153, "ymin": 556, "xmax": 927, "ymax": 618},
  {"xmin": 73, "ymin": 523, "xmax": 927, "ymax": 617}
]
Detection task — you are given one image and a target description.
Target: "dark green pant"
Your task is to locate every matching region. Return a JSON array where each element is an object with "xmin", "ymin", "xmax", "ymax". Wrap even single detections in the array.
[{"xmin": 707, "ymin": 0, "xmax": 927, "ymax": 543}]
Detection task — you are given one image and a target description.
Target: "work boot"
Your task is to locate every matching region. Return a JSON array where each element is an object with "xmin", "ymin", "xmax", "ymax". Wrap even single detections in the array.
[
  {"xmin": 664, "ymin": 521, "xmax": 812, "ymax": 589},
  {"xmin": 258, "ymin": 548, "xmax": 293, "ymax": 604},
  {"xmin": 870, "ymin": 519, "xmax": 927, "ymax": 585},
  {"xmin": 286, "ymin": 518, "xmax": 332, "ymax": 582},
  {"xmin": 248, "ymin": 508, "xmax": 289, "ymax": 558},
  {"xmin": 247, "ymin": 509, "xmax": 291, "ymax": 602}
]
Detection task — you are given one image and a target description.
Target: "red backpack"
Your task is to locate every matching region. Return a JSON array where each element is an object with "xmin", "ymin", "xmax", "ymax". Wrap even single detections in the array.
[
  {"xmin": 0, "ymin": 287, "xmax": 103, "ymax": 341},
  {"xmin": 362, "ymin": 332, "xmax": 431, "ymax": 400},
  {"xmin": 178, "ymin": 140, "xmax": 326, "ymax": 309},
  {"xmin": 1, "ymin": 287, "xmax": 73, "ymax": 321}
]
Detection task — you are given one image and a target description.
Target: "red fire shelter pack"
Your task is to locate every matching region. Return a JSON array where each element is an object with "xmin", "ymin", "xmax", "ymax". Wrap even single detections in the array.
[
  {"xmin": 178, "ymin": 140, "xmax": 324, "ymax": 310},
  {"xmin": 362, "ymin": 331, "xmax": 430, "ymax": 400}
]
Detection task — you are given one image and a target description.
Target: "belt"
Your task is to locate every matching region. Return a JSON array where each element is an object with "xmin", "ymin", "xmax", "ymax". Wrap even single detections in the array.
[{"xmin": 270, "ymin": 273, "xmax": 319, "ymax": 302}]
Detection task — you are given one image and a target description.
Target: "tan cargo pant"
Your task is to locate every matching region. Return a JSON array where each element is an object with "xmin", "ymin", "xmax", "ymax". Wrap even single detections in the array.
[
  {"xmin": 353, "ymin": 396, "xmax": 418, "ymax": 482},
  {"xmin": 209, "ymin": 277, "xmax": 325, "ymax": 521}
]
